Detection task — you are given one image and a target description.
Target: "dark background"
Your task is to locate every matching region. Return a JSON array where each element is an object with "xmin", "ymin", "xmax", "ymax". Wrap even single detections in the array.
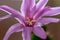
[{"xmin": 0, "ymin": 0, "xmax": 60, "ymax": 40}]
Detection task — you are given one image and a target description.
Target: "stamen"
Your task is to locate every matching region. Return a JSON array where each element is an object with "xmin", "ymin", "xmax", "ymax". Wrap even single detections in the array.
[
  {"xmin": 27, "ymin": 17, "xmax": 33, "ymax": 21},
  {"xmin": 25, "ymin": 17, "xmax": 36, "ymax": 27}
]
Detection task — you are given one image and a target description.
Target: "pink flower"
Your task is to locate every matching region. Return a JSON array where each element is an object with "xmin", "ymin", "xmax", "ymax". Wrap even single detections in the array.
[{"xmin": 0, "ymin": 0, "xmax": 60, "ymax": 40}]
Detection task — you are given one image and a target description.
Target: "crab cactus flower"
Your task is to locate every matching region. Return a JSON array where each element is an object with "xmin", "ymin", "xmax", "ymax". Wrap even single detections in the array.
[{"xmin": 0, "ymin": 0, "xmax": 60, "ymax": 40}]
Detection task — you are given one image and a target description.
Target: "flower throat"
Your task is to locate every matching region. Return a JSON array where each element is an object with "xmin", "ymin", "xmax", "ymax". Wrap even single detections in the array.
[{"xmin": 25, "ymin": 17, "xmax": 36, "ymax": 27}]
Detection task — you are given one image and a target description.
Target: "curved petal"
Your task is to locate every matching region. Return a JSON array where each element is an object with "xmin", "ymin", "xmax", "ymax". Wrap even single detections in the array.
[
  {"xmin": 0, "ymin": 5, "xmax": 25, "ymax": 24},
  {"xmin": 36, "ymin": 0, "xmax": 48, "ymax": 13},
  {"xmin": 0, "ymin": 5, "xmax": 25, "ymax": 18},
  {"xmin": 0, "ymin": 5, "xmax": 21, "ymax": 17},
  {"xmin": 33, "ymin": 27, "xmax": 47, "ymax": 39},
  {"xmin": 22, "ymin": 27, "xmax": 32, "ymax": 40},
  {"xmin": 21, "ymin": 0, "xmax": 35, "ymax": 17},
  {"xmin": 42, "ymin": 7, "xmax": 60, "ymax": 16},
  {"xmin": 3, "ymin": 23, "xmax": 24, "ymax": 40},
  {"xmin": 0, "ymin": 15, "xmax": 11, "ymax": 21},
  {"xmin": 30, "ymin": 6, "xmax": 36, "ymax": 18},
  {"xmin": 34, "ymin": 6, "xmax": 50, "ymax": 19},
  {"xmin": 39, "ymin": 18, "xmax": 60, "ymax": 25}
]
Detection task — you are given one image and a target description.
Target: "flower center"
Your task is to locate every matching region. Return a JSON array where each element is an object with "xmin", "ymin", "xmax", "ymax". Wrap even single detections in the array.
[{"xmin": 25, "ymin": 17, "xmax": 36, "ymax": 27}]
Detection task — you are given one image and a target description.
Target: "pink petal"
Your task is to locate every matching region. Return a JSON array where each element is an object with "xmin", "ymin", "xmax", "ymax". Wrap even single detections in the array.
[
  {"xmin": 0, "ymin": 5, "xmax": 21, "ymax": 17},
  {"xmin": 3, "ymin": 23, "xmax": 24, "ymax": 40},
  {"xmin": 33, "ymin": 27, "xmax": 47, "ymax": 39},
  {"xmin": 0, "ymin": 15, "xmax": 11, "ymax": 21},
  {"xmin": 22, "ymin": 27, "xmax": 32, "ymax": 40},
  {"xmin": 21, "ymin": 0, "xmax": 35, "ymax": 17},
  {"xmin": 42, "ymin": 7, "xmax": 60, "ymax": 16},
  {"xmin": 30, "ymin": 6, "xmax": 36, "ymax": 18},
  {"xmin": 34, "ymin": 6, "xmax": 50, "ymax": 19},
  {"xmin": 39, "ymin": 18, "xmax": 60, "ymax": 25},
  {"xmin": 36, "ymin": 0, "xmax": 48, "ymax": 13},
  {"xmin": 0, "ymin": 5, "xmax": 25, "ymax": 24}
]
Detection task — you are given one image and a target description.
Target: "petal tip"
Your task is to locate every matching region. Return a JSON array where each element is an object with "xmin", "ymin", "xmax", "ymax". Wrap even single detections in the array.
[
  {"xmin": 42, "ymin": 34, "xmax": 47, "ymax": 39},
  {"xmin": 40, "ymin": 32, "xmax": 47, "ymax": 39}
]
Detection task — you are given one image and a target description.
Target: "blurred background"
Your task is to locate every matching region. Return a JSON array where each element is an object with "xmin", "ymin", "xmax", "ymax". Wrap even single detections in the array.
[{"xmin": 0, "ymin": 0, "xmax": 60, "ymax": 40}]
